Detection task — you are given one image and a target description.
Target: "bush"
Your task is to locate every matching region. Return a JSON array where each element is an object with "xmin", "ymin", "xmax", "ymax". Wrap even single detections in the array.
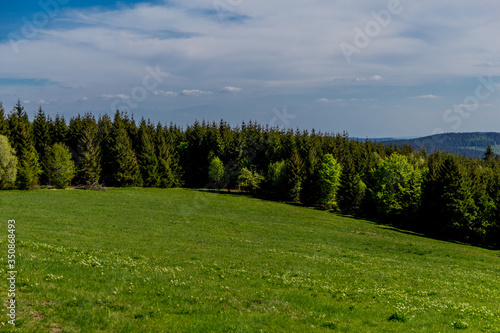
[
  {"xmin": 238, "ymin": 167, "xmax": 264, "ymax": 193},
  {"xmin": 208, "ymin": 157, "xmax": 227, "ymax": 189}
]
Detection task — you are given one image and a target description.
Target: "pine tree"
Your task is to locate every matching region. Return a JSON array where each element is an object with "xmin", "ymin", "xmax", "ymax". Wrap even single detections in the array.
[
  {"xmin": 0, "ymin": 102, "xmax": 9, "ymax": 137},
  {"xmin": 97, "ymin": 114, "xmax": 113, "ymax": 185},
  {"xmin": 33, "ymin": 106, "xmax": 52, "ymax": 184},
  {"xmin": 16, "ymin": 121, "xmax": 41, "ymax": 190},
  {"xmin": 156, "ymin": 123, "xmax": 182, "ymax": 188},
  {"xmin": 7, "ymin": 100, "xmax": 29, "ymax": 154},
  {"xmin": 338, "ymin": 154, "xmax": 366, "ymax": 215},
  {"xmin": 434, "ymin": 155, "xmax": 477, "ymax": 239},
  {"xmin": 51, "ymin": 114, "xmax": 68, "ymax": 144},
  {"xmin": 77, "ymin": 128, "xmax": 101, "ymax": 186},
  {"xmin": 33, "ymin": 106, "xmax": 52, "ymax": 157},
  {"xmin": 108, "ymin": 111, "xmax": 142, "ymax": 187},
  {"xmin": 286, "ymin": 148, "xmax": 304, "ymax": 203},
  {"xmin": 137, "ymin": 119, "xmax": 159, "ymax": 187},
  {"xmin": 484, "ymin": 145, "xmax": 496, "ymax": 162}
]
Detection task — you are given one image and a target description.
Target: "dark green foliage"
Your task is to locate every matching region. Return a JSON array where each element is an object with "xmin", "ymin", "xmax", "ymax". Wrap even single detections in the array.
[
  {"xmin": 97, "ymin": 114, "xmax": 113, "ymax": 185},
  {"xmin": 7, "ymin": 101, "xmax": 40, "ymax": 189},
  {"xmin": 45, "ymin": 143, "xmax": 76, "ymax": 189},
  {"xmin": 156, "ymin": 123, "xmax": 183, "ymax": 188},
  {"xmin": 0, "ymin": 102, "xmax": 9, "ymax": 137},
  {"xmin": 107, "ymin": 111, "xmax": 142, "ymax": 187},
  {"xmin": 33, "ymin": 106, "xmax": 52, "ymax": 183},
  {"xmin": 137, "ymin": 119, "xmax": 159, "ymax": 187},
  {"xmin": 338, "ymin": 155, "xmax": 366, "ymax": 215},
  {"xmin": 16, "ymin": 121, "xmax": 41, "ymax": 190},
  {"xmin": 7, "ymin": 99, "xmax": 30, "ymax": 154},
  {"xmin": 484, "ymin": 144, "xmax": 496, "ymax": 161},
  {"xmin": 77, "ymin": 128, "xmax": 101, "ymax": 186},
  {"xmin": 266, "ymin": 160, "xmax": 287, "ymax": 199},
  {"xmin": 33, "ymin": 106, "xmax": 52, "ymax": 157},
  {"xmin": 286, "ymin": 149, "xmax": 304, "ymax": 203},
  {"xmin": 51, "ymin": 114, "xmax": 68, "ymax": 144},
  {"xmin": 423, "ymin": 155, "xmax": 477, "ymax": 239}
]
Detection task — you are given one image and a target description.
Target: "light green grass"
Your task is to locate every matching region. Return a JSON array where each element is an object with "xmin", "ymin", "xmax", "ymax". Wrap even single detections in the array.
[{"xmin": 0, "ymin": 188, "xmax": 499, "ymax": 332}]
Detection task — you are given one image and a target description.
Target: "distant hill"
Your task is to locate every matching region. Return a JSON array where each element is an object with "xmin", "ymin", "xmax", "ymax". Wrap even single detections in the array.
[{"xmin": 382, "ymin": 132, "xmax": 500, "ymax": 158}]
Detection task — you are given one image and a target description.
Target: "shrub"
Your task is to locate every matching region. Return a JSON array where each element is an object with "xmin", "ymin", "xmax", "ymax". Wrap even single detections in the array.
[{"xmin": 238, "ymin": 167, "xmax": 264, "ymax": 193}]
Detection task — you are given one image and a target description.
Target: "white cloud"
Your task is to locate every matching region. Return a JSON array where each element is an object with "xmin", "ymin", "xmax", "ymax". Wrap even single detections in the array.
[
  {"xmin": 220, "ymin": 86, "xmax": 242, "ymax": 93},
  {"xmin": 101, "ymin": 94, "xmax": 130, "ymax": 99},
  {"xmin": 181, "ymin": 89, "xmax": 213, "ymax": 96},
  {"xmin": 410, "ymin": 95, "xmax": 440, "ymax": 99},
  {"xmin": 152, "ymin": 90, "xmax": 178, "ymax": 97},
  {"xmin": 370, "ymin": 75, "xmax": 383, "ymax": 81},
  {"xmin": 317, "ymin": 98, "xmax": 345, "ymax": 103}
]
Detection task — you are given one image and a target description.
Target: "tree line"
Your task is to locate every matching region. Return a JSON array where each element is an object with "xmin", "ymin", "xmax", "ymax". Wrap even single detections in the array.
[{"xmin": 1, "ymin": 100, "xmax": 499, "ymax": 248}]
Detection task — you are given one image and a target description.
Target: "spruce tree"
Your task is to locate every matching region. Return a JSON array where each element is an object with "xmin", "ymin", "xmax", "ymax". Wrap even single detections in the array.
[
  {"xmin": 0, "ymin": 102, "xmax": 9, "ymax": 137},
  {"xmin": 51, "ymin": 114, "xmax": 68, "ymax": 144},
  {"xmin": 434, "ymin": 155, "xmax": 477, "ymax": 239},
  {"xmin": 77, "ymin": 128, "xmax": 101, "ymax": 186},
  {"xmin": 33, "ymin": 106, "xmax": 52, "ymax": 157},
  {"xmin": 137, "ymin": 119, "xmax": 159, "ymax": 187},
  {"xmin": 484, "ymin": 145, "xmax": 496, "ymax": 162},
  {"xmin": 33, "ymin": 106, "xmax": 52, "ymax": 184},
  {"xmin": 97, "ymin": 114, "xmax": 113, "ymax": 185},
  {"xmin": 7, "ymin": 100, "xmax": 29, "ymax": 154},
  {"xmin": 286, "ymin": 149, "xmax": 304, "ymax": 203},
  {"xmin": 338, "ymin": 155, "xmax": 365, "ymax": 215},
  {"xmin": 156, "ymin": 123, "xmax": 183, "ymax": 188},
  {"xmin": 108, "ymin": 111, "xmax": 142, "ymax": 187},
  {"xmin": 16, "ymin": 121, "xmax": 41, "ymax": 189}
]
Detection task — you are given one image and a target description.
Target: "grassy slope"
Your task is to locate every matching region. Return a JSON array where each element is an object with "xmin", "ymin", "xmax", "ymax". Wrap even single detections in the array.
[{"xmin": 0, "ymin": 188, "xmax": 499, "ymax": 332}]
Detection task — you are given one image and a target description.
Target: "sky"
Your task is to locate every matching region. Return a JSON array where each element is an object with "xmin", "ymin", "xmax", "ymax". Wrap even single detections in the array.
[{"xmin": 0, "ymin": 0, "xmax": 499, "ymax": 138}]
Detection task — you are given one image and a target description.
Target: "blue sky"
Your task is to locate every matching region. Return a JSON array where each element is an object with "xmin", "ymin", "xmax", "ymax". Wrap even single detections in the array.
[{"xmin": 1, "ymin": 0, "xmax": 499, "ymax": 137}]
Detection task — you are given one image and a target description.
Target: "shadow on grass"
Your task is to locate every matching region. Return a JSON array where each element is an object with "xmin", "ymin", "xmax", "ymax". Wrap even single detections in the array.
[{"xmin": 194, "ymin": 188, "xmax": 500, "ymax": 251}]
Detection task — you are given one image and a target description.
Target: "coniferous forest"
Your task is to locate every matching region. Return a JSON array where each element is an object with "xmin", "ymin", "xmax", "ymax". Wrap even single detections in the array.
[{"xmin": 1, "ymin": 100, "xmax": 500, "ymax": 248}]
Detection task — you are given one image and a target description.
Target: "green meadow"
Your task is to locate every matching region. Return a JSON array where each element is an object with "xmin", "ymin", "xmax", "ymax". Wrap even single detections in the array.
[{"xmin": 0, "ymin": 188, "xmax": 499, "ymax": 332}]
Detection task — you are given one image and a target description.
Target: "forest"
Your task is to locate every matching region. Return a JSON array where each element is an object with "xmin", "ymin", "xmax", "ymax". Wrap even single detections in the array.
[
  {"xmin": 1, "ymin": 100, "xmax": 500, "ymax": 248},
  {"xmin": 387, "ymin": 132, "xmax": 500, "ymax": 158}
]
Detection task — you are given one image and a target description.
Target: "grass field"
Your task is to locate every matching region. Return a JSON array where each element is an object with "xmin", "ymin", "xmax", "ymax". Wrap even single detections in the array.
[{"xmin": 0, "ymin": 188, "xmax": 499, "ymax": 332}]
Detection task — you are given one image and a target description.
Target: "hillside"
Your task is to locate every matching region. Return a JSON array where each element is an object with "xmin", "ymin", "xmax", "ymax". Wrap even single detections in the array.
[
  {"xmin": 384, "ymin": 132, "xmax": 500, "ymax": 158},
  {"xmin": 1, "ymin": 188, "xmax": 499, "ymax": 332}
]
